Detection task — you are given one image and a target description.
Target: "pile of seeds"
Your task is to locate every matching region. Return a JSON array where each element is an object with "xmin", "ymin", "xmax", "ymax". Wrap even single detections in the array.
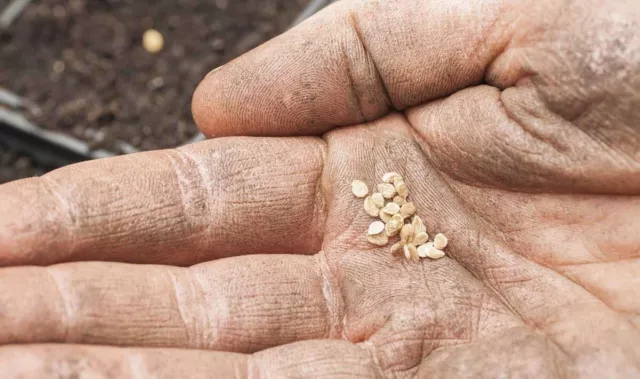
[{"xmin": 352, "ymin": 173, "xmax": 448, "ymax": 262}]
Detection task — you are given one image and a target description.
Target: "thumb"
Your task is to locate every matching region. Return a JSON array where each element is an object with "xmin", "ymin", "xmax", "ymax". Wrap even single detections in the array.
[{"xmin": 191, "ymin": 0, "xmax": 531, "ymax": 137}]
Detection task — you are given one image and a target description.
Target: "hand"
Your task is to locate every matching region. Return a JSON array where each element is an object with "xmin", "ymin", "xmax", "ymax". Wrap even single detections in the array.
[{"xmin": 1, "ymin": 0, "xmax": 639, "ymax": 377}]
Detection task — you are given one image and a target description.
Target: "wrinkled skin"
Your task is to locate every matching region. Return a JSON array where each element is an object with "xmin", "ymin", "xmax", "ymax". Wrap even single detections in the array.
[{"xmin": 1, "ymin": 0, "xmax": 639, "ymax": 377}]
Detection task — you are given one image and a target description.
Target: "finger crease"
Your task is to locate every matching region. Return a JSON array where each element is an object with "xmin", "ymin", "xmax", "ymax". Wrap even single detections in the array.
[
  {"xmin": 172, "ymin": 147, "xmax": 219, "ymax": 263},
  {"xmin": 165, "ymin": 268, "xmax": 192, "ymax": 348},
  {"xmin": 45, "ymin": 267, "xmax": 72, "ymax": 342},
  {"xmin": 40, "ymin": 176, "xmax": 79, "ymax": 259},
  {"xmin": 340, "ymin": 40, "xmax": 366, "ymax": 123},
  {"xmin": 125, "ymin": 350, "xmax": 146, "ymax": 379},
  {"xmin": 315, "ymin": 250, "xmax": 346, "ymax": 340},
  {"xmin": 346, "ymin": 10, "xmax": 394, "ymax": 113},
  {"xmin": 314, "ymin": 138, "xmax": 330, "ymax": 248}
]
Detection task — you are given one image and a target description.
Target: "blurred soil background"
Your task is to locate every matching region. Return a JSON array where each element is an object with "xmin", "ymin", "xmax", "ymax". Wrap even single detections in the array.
[{"xmin": 0, "ymin": 0, "xmax": 309, "ymax": 183}]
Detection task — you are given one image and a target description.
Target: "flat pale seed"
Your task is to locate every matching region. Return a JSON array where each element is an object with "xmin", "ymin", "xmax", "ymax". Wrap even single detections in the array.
[
  {"xmin": 382, "ymin": 172, "xmax": 403, "ymax": 184},
  {"xmin": 377, "ymin": 183, "xmax": 396, "ymax": 199},
  {"xmin": 368, "ymin": 232, "xmax": 389, "ymax": 246},
  {"xmin": 411, "ymin": 215, "xmax": 427, "ymax": 235},
  {"xmin": 372, "ymin": 193, "xmax": 385, "ymax": 208},
  {"xmin": 393, "ymin": 196, "xmax": 406, "ymax": 206},
  {"xmin": 385, "ymin": 223, "xmax": 400, "ymax": 237},
  {"xmin": 352, "ymin": 180, "xmax": 369, "ymax": 198},
  {"xmin": 412, "ymin": 232, "xmax": 429, "ymax": 246},
  {"xmin": 400, "ymin": 224, "xmax": 414, "ymax": 244},
  {"xmin": 390, "ymin": 213, "xmax": 403, "ymax": 224},
  {"xmin": 408, "ymin": 244, "xmax": 420, "ymax": 262},
  {"xmin": 368, "ymin": 221, "xmax": 385, "ymax": 235},
  {"xmin": 390, "ymin": 241, "xmax": 403, "ymax": 255},
  {"xmin": 400, "ymin": 202, "xmax": 417, "ymax": 218},
  {"xmin": 434, "ymin": 233, "xmax": 449, "ymax": 249},
  {"xmin": 425, "ymin": 246, "xmax": 446, "ymax": 259},
  {"xmin": 403, "ymin": 245, "xmax": 411, "ymax": 260},
  {"xmin": 395, "ymin": 181, "xmax": 409, "ymax": 198},
  {"xmin": 385, "ymin": 214, "xmax": 404, "ymax": 236},
  {"xmin": 364, "ymin": 196, "xmax": 380, "ymax": 217},
  {"xmin": 379, "ymin": 209, "xmax": 392, "ymax": 223},
  {"xmin": 417, "ymin": 242, "xmax": 433, "ymax": 258},
  {"xmin": 385, "ymin": 228, "xmax": 399, "ymax": 237},
  {"xmin": 382, "ymin": 202, "xmax": 400, "ymax": 215}
]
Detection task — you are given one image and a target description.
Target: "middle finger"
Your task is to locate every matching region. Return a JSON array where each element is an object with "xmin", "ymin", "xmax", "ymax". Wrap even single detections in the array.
[{"xmin": 0, "ymin": 254, "xmax": 342, "ymax": 352}]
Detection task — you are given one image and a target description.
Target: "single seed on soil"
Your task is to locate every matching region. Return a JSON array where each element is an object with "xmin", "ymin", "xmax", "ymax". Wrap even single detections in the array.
[
  {"xmin": 385, "ymin": 214, "xmax": 404, "ymax": 236},
  {"xmin": 368, "ymin": 232, "xmax": 389, "ymax": 246},
  {"xmin": 401, "ymin": 224, "xmax": 414, "ymax": 244},
  {"xmin": 393, "ymin": 196, "xmax": 406, "ymax": 206},
  {"xmin": 377, "ymin": 183, "xmax": 396, "ymax": 199},
  {"xmin": 352, "ymin": 180, "xmax": 369, "ymax": 198},
  {"xmin": 143, "ymin": 29, "xmax": 164, "ymax": 54},
  {"xmin": 395, "ymin": 181, "xmax": 409, "ymax": 198},
  {"xmin": 400, "ymin": 202, "xmax": 417, "ymax": 218},
  {"xmin": 412, "ymin": 215, "xmax": 426, "ymax": 235},
  {"xmin": 379, "ymin": 209, "xmax": 393, "ymax": 223},
  {"xmin": 368, "ymin": 221, "xmax": 385, "ymax": 235},
  {"xmin": 425, "ymin": 245, "xmax": 446, "ymax": 259},
  {"xmin": 364, "ymin": 196, "xmax": 380, "ymax": 217},
  {"xmin": 417, "ymin": 242, "xmax": 433, "ymax": 258},
  {"xmin": 382, "ymin": 172, "xmax": 403, "ymax": 184},
  {"xmin": 390, "ymin": 241, "xmax": 403, "ymax": 255},
  {"xmin": 413, "ymin": 232, "xmax": 429, "ymax": 246},
  {"xmin": 53, "ymin": 60, "xmax": 65, "ymax": 74},
  {"xmin": 434, "ymin": 233, "xmax": 448, "ymax": 249},
  {"xmin": 383, "ymin": 202, "xmax": 400, "ymax": 215},
  {"xmin": 372, "ymin": 193, "xmax": 385, "ymax": 208}
]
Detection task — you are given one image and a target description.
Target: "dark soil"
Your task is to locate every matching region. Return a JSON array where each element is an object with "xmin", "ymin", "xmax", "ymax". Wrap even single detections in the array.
[
  {"xmin": 0, "ymin": 141, "xmax": 47, "ymax": 183},
  {"xmin": 0, "ymin": 0, "xmax": 308, "ymax": 183}
]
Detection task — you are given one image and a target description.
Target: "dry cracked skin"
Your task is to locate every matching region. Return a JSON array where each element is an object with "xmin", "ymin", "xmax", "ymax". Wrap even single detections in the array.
[{"xmin": 0, "ymin": 0, "xmax": 640, "ymax": 377}]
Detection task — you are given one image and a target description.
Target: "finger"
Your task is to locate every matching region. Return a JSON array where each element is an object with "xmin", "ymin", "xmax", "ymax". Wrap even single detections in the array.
[
  {"xmin": 1, "ymin": 344, "xmax": 246, "ymax": 379},
  {"xmin": 406, "ymin": 84, "xmax": 640, "ymax": 194},
  {"xmin": 403, "ymin": 87, "xmax": 640, "ymax": 368},
  {"xmin": 192, "ymin": 0, "xmax": 531, "ymax": 137},
  {"xmin": 0, "ymin": 137, "xmax": 326, "ymax": 266},
  {"xmin": 0, "ymin": 255, "xmax": 342, "ymax": 353},
  {"xmin": 0, "ymin": 340, "xmax": 378, "ymax": 379}
]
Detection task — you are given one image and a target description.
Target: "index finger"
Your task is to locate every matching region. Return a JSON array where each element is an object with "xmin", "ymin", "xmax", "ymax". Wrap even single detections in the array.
[{"xmin": 0, "ymin": 137, "xmax": 326, "ymax": 266}]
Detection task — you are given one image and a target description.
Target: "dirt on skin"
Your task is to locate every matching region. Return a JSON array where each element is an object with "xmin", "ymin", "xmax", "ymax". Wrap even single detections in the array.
[{"xmin": 0, "ymin": 0, "xmax": 308, "ymax": 183}]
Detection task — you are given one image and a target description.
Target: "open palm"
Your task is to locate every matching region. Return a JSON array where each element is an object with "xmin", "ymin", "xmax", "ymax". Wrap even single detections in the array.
[{"xmin": 1, "ymin": 0, "xmax": 639, "ymax": 377}]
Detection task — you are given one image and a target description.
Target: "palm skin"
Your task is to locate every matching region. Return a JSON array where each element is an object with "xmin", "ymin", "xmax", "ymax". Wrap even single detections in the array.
[{"xmin": 1, "ymin": 0, "xmax": 639, "ymax": 377}]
